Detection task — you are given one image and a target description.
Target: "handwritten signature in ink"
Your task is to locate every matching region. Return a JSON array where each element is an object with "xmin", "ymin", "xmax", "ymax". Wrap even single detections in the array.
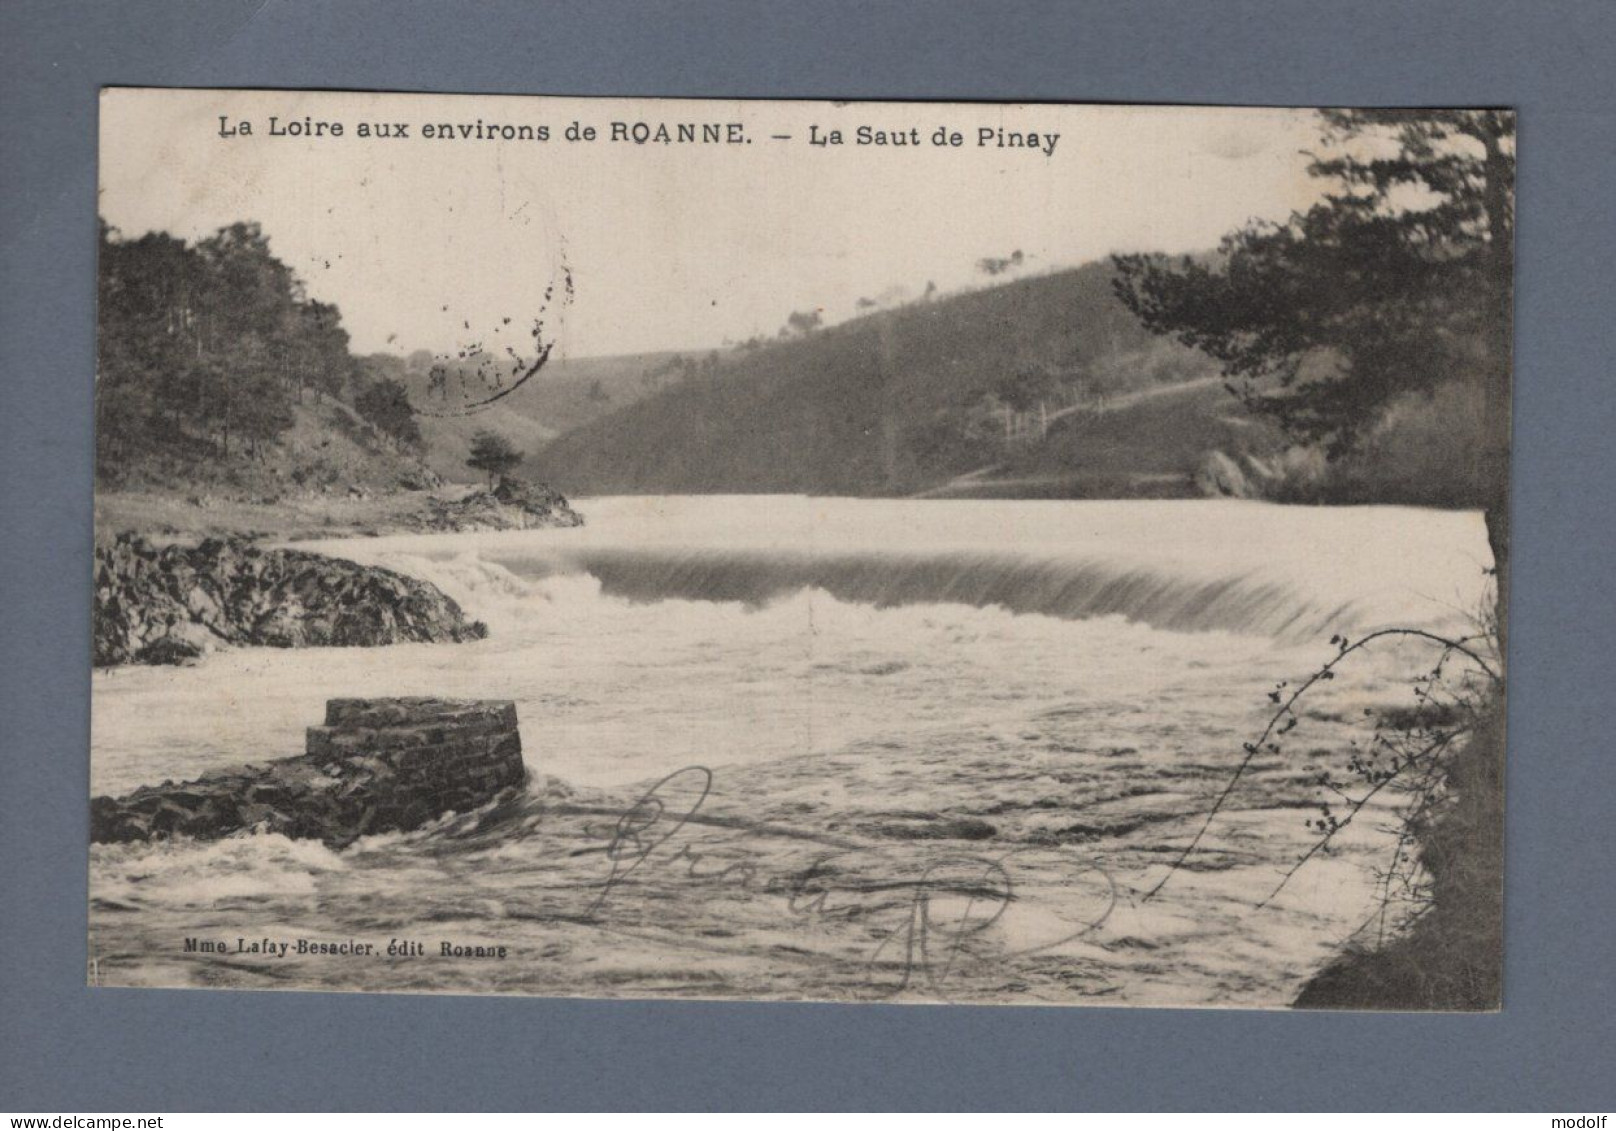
[
  {"xmin": 585, "ymin": 765, "xmax": 714, "ymax": 917},
  {"xmin": 583, "ymin": 764, "xmax": 1117, "ymax": 996}
]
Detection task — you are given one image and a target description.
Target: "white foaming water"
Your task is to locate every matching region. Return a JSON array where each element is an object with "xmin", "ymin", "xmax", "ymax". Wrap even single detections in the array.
[
  {"xmin": 89, "ymin": 497, "xmax": 1495, "ymax": 1003},
  {"xmin": 317, "ymin": 495, "xmax": 1490, "ymax": 639},
  {"xmin": 92, "ymin": 497, "xmax": 1489, "ymax": 795}
]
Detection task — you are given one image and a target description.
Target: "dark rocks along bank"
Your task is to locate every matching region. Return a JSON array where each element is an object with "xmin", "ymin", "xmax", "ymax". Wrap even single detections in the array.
[
  {"xmin": 413, "ymin": 476, "xmax": 584, "ymax": 532},
  {"xmin": 94, "ymin": 533, "xmax": 487, "ymax": 667}
]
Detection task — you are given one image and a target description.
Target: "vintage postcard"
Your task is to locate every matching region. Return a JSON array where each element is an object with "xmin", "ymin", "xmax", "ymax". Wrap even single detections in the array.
[{"xmin": 90, "ymin": 89, "xmax": 1511, "ymax": 1008}]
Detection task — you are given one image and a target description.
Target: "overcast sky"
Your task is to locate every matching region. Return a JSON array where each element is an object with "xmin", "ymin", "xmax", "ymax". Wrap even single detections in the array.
[{"xmin": 100, "ymin": 90, "xmax": 1326, "ymax": 360}]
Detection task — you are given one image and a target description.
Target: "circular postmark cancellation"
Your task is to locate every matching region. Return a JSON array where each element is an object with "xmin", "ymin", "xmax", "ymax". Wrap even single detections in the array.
[{"xmin": 408, "ymin": 198, "xmax": 575, "ymax": 421}]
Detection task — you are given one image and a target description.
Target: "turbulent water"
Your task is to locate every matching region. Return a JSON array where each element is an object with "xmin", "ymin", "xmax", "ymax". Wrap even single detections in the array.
[{"xmin": 89, "ymin": 497, "xmax": 1494, "ymax": 1005}]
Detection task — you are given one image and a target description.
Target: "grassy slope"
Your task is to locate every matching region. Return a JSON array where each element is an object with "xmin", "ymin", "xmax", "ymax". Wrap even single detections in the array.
[
  {"xmin": 950, "ymin": 377, "xmax": 1287, "ymax": 498},
  {"xmin": 98, "ymin": 387, "xmax": 466, "ymax": 540},
  {"xmin": 103, "ymin": 394, "xmax": 439, "ymax": 501},
  {"xmin": 94, "ymin": 487, "xmax": 469, "ymax": 542},
  {"xmin": 99, "ymin": 349, "xmax": 671, "ymax": 534},
  {"xmin": 528, "ymin": 262, "xmax": 1240, "ymax": 497}
]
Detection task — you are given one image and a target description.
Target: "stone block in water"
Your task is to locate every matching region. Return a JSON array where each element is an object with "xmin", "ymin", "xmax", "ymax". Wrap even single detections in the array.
[{"xmin": 90, "ymin": 698, "xmax": 526, "ymax": 847}]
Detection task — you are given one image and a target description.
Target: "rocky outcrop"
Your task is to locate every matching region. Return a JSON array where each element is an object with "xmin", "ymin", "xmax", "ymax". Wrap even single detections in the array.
[
  {"xmin": 409, "ymin": 475, "xmax": 584, "ymax": 532},
  {"xmin": 1194, "ymin": 450, "xmax": 1259, "ymax": 499},
  {"xmin": 90, "ymin": 698, "xmax": 526, "ymax": 847},
  {"xmin": 94, "ymin": 534, "xmax": 487, "ymax": 667},
  {"xmin": 1194, "ymin": 449, "xmax": 1290, "ymax": 501}
]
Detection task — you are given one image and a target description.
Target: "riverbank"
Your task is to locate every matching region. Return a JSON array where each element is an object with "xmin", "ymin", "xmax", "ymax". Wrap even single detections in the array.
[
  {"xmin": 92, "ymin": 479, "xmax": 583, "ymax": 667},
  {"xmin": 1295, "ymin": 693, "xmax": 1504, "ymax": 1010},
  {"xmin": 95, "ymin": 478, "xmax": 582, "ymax": 544}
]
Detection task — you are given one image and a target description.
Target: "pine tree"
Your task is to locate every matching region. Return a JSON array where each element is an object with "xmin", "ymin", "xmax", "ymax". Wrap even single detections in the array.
[
  {"xmin": 1113, "ymin": 109, "xmax": 1514, "ymax": 638},
  {"xmin": 466, "ymin": 430, "xmax": 523, "ymax": 487}
]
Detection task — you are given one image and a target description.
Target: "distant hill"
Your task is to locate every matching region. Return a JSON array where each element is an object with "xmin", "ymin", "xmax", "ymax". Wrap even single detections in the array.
[
  {"xmin": 527, "ymin": 260, "xmax": 1263, "ymax": 498},
  {"xmin": 361, "ymin": 351, "xmax": 683, "ymax": 484}
]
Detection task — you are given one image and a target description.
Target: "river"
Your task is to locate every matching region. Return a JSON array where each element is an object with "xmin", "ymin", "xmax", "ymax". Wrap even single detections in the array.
[{"xmin": 89, "ymin": 496, "xmax": 1494, "ymax": 1005}]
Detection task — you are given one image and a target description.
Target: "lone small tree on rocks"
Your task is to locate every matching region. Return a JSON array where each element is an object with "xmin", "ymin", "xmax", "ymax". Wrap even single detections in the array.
[{"xmin": 466, "ymin": 430, "xmax": 522, "ymax": 488}]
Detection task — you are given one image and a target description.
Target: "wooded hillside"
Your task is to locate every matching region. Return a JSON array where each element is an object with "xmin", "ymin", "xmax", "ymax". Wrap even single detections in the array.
[{"xmin": 96, "ymin": 220, "xmax": 436, "ymax": 496}]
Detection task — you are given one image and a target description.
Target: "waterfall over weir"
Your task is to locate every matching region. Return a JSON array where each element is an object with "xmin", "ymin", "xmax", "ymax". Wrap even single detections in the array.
[
  {"xmin": 554, "ymin": 548, "xmax": 1348, "ymax": 641},
  {"xmin": 300, "ymin": 496, "xmax": 1494, "ymax": 643}
]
